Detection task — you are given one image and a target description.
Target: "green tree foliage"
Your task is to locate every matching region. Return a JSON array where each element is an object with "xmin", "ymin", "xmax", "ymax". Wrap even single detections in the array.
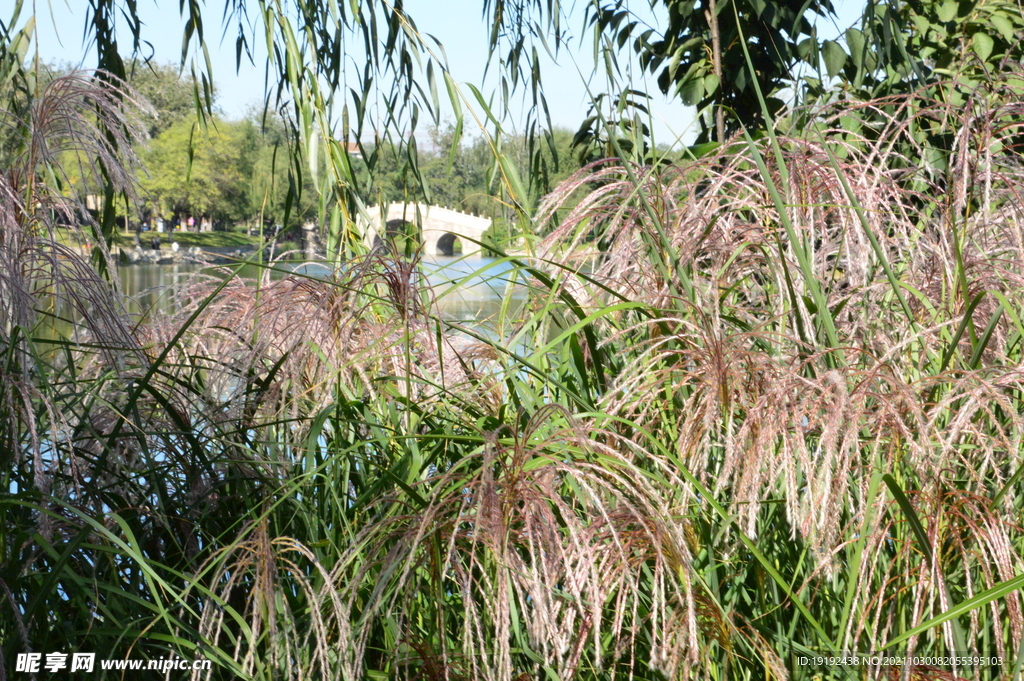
[
  {"xmin": 140, "ymin": 117, "xmax": 250, "ymax": 222},
  {"xmin": 787, "ymin": 0, "xmax": 1024, "ymax": 184},
  {"xmin": 138, "ymin": 111, "xmax": 317, "ymax": 234},
  {"xmin": 832, "ymin": 0, "xmax": 1024, "ymax": 99},
  {"xmin": 421, "ymin": 125, "xmax": 491, "ymax": 214},
  {"xmin": 591, "ymin": 0, "xmax": 837, "ymax": 143},
  {"xmin": 0, "ymin": 0, "xmax": 846, "ymax": 254},
  {"xmin": 239, "ymin": 111, "xmax": 314, "ymax": 231},
  {"xmin": 127, "ymin": 60, "xmax": 202, "ymax": 138},
  {"xmin": 361, "ymin": 125, "xmax": 586, "ymax": 247}
]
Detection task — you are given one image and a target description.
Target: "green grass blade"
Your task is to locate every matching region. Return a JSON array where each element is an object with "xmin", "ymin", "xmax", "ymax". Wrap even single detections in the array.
[{"xmin": 882, "ymin": 571, "xmax": 1024, "ymax": 650}]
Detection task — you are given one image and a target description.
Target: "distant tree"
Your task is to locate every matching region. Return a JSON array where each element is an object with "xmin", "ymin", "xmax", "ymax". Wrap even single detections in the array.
[
  {"xmin": 240, "ymin": 111, "xmax": 318, "ymax": 233},
  {"xmin": 364, "ymin": 125, "xmax": 587, "ymax": 248},
  {"xmin": 355, "ymin": 124, "xmax": 583, "ymax": 215},
  {"xmin": 126, "ymin": 61, "xmax": 203, "ymax": 138},
  {"xmin": 420, "ymin": 125, "xmax": 489, "ymax": 213},
  {"xmin": 140, "ymin": 117, "xmax": 250, "ymax": 223}
]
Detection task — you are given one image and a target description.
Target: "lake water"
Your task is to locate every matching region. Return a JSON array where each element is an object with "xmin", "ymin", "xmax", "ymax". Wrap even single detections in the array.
[{"xmin": 115, "ymin": 254, "xmax": 527, "ymax": 325}]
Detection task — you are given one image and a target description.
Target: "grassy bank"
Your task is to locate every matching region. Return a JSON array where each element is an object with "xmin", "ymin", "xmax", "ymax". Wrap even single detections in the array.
[
  {"xmin": 119, "ymin": 229, "xmax": 263, "ymax": 249},
  {"xmin": 53, "ymin": 227, "xmax": 265, "ymax": 250}
]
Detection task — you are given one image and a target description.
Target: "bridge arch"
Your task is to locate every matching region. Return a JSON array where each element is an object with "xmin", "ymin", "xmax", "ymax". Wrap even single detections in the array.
[
  {"xmin": 385, "ymin": 218, "xmax": 411, "ymax": 236},
  {"xmin": 372, "ymin": 218, "xmax": 421, "ymax": 250},
  {"xmin": 359, "ymin": 203, "xmax": 491, "ymax": 257},
  {"xmin": 435, "ymin": 232, "xmax": 463, "ymax": 256}
]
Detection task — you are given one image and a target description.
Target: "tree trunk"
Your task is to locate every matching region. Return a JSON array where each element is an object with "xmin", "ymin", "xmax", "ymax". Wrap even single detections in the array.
[{"xmin": 705, "ymin": 0, "xmax": 725, "ymax": 144}]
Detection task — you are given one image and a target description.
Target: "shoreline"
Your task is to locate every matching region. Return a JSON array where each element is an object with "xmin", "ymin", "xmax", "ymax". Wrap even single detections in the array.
[
  {"xmin": 117, "ymin": 243, "xmax": 261, "ymax": 265},
  {"xmin": 62, "ymin": 242, "xmax": 263, "ymax": 265}
]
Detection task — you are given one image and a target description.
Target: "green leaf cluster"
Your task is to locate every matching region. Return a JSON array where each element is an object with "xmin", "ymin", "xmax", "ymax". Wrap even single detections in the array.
[{"xmin": 607, "ymin": 0, "xmax": 837, "ymax": 142}]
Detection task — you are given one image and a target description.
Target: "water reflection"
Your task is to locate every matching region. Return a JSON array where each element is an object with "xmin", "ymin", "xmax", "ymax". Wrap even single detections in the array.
[{"xmin": 116, "ymin": 255, "xmax": 525, "ymax": 325}]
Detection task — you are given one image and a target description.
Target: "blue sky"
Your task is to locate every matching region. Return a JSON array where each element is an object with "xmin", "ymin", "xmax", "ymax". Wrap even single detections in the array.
[{"xmin": 23, "ymin": 0, "xmax": 864, "ymax": 145}]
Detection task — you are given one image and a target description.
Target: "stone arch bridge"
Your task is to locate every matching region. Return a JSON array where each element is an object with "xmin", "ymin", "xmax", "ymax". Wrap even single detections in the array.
[{"xmin": 359, "ymin": 203, "xmax": 492, "ymax": 257}]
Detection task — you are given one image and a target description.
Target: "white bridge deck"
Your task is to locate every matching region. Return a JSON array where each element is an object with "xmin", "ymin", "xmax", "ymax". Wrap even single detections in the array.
[{"xmin": 359, "ymin": 203, "xmax": 492, "ymax": 257}]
